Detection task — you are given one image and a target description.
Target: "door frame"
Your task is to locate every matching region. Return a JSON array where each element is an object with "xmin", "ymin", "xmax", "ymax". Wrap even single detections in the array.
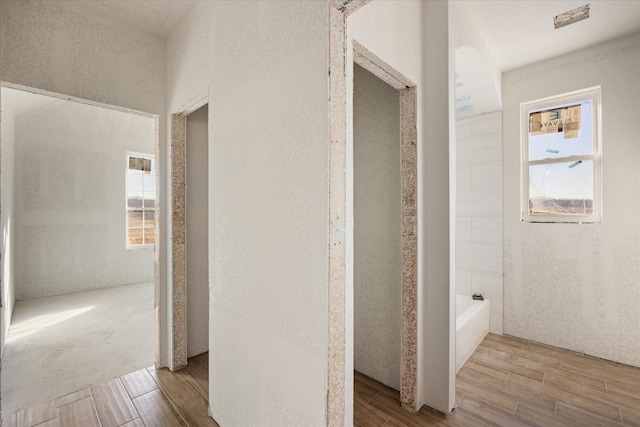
[
  {"xmin": 327, "ymin": 1, "xmax": 419, "ymax": 423},
  {"xmin": 169, "ymin": 95, "xmax": 208, "ymax": 370},
  {"xmin": 0, "ymin": 80, "xmax": 161, "ymax": 364}
]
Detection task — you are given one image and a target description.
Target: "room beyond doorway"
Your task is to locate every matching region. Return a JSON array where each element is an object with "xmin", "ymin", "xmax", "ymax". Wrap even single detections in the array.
[{"xmin": 0, "ymin": 83, "xmax": 160, "ymax": 416}]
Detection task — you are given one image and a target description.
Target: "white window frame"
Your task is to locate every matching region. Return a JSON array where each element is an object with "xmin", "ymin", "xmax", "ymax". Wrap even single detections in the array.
[
  {"xmin": 126, "ymin": 152, "xmax": 156, "ymax": 249},
  {"xmin": 521, "ymin": 86, "xmax": 602, "ymax": 223}
]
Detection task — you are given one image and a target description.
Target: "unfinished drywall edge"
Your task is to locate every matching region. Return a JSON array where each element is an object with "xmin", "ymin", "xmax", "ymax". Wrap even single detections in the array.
[
  {"xmin": 169, "ymin": 94, "xmax": 208, "ymax": 369},
  {"xmin": 327, "ymin": 3, "xmax": 347, "ymax": 425},
  {"xmin": 400, "ymin": 87, "xmax": 418, "ymax": 410},
  {"xmin": 353, "ymin": 41, "xmax": 413, "ymax": 90},
  {"xmin": 171, "ymin": 113, "xmax": 187, "ymax": 370},
  {"xmin": 327, "ymin": 1, "xmax": 372, "ymax": 424}
]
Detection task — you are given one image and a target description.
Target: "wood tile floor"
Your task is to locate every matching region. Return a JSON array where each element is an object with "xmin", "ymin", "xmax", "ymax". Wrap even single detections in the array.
[
  {"xmin": 5, "ymin": 333, "xmax": 640, "ymax": 426},
  {"xmin": 356, "ymin": 333, "xmax": 640, "ymax": 427},
  {"xmin": 2, "ymin": 352, "xmax": 218, "ymax": 427}
]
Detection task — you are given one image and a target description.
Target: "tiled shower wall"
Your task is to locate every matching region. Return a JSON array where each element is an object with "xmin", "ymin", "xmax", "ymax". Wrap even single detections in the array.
[{"xmin": 456, "ymin": 111, "xmax": 503, "ymax": 334}]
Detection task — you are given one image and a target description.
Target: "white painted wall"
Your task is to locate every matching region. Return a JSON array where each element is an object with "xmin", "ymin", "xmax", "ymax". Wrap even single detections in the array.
[
  {"xmin": 0, "ymin": 0, "xmax": 169, "ymax": 365},
  {"xmin": 0, "ymin": 92, "xmax": 16, "ymax": 356},
  {"xmin": 503, "ymin": 33, "xmax": 640, "ymax": 367},
  {"xmin": 186, "ymin": 103, "xmax": 209, "ymax": 358},
  {"xmin": 353, "ymin": 64, "xmax": 401, "ymax": 391},
  {"xmin": 14, "ymin": 91, "xmax": 155, "ymax": 300},
  {"xmin": 347, "ymin": 0, "xmax": 454, "ymax": 414},
  {"xmin": 169, "ymin": 2, "xmax": 330, "ymax": 424},
  {"xmin": 456, "ymin": 111, "xmax": 503, "ymax": 334}
]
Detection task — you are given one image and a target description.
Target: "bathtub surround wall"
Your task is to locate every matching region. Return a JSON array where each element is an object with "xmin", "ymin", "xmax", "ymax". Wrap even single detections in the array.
[
  {"xmin": 353, "ymin": 64, "xmax": 402, "ymax": 391},
  {"xmin": 503, "ymin": 33, "xmax": 640, "ymax": 367},
  {"xmin": 13, "ymin": 90, "xmax": 156, "ymax": 300},
  {"xmin": 455, "ymin": 111, "xmax": 503, "ymax": 334}
]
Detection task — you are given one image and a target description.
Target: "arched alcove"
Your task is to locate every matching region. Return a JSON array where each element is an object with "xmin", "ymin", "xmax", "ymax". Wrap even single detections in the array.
[{"xmin": 454, "ymin": 45, "xmax": 501, "ymax": 120}]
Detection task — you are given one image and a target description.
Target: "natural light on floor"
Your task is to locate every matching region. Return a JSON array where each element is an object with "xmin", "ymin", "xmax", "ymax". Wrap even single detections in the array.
[{"xmin": 6, "ymin": 306, "xmax": 94, "ymax": 344}]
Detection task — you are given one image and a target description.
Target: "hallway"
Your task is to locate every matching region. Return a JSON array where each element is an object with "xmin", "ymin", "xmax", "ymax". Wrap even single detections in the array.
[{"xmin": 5, "ymin": 333, "xmax": 640, "ymax": 426}]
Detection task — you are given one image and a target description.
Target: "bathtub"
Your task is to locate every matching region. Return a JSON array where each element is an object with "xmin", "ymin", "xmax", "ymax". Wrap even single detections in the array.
[{"xmin": 456, "ymin": 294, "xmax": 490, "ymax": 373}]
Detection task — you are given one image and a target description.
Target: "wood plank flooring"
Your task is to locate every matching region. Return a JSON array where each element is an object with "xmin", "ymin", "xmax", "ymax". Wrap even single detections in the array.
[
  {"xmin": 5, "ymin": 334, "xmax": 640, "ymax": 426},
  {"xmin": 2, "ymin": 352, "xmax": 216, "ymax": 427},
  {"xmin": 356, "ymin": 333, "xmax": 640, "ymax": 427}
]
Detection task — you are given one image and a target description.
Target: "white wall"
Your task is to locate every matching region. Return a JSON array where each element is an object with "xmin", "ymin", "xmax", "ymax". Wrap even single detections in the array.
[
  {"xmin": 169, "ymin": 2, "xmax": 330, "ymax": 424},
  {"xmin": 456, "ymin": 111, "xmax": 503, "ymax": 334},
  {"xmin": 186, "ymin": 103, "xmax": 208, "ymax": 358},
  {"xmin": 347, "ymin": 0, "xmax": 454, "ymax": 414},
  {"xmin": 0, "ymin": 92, "xmax": 16, "ymax": 355},
  {"xmin": 353, "ymin": 64, "xmax": 401, "ymax": 390},
  {"xmin": 13, "ymin": 92, "xmax": 155, "ymax": 300},
  {"xmin": 0, "ymin": 0, "xmax": 169, "ymax": 365},
  {"xmin": 503, "ymin": 33, "xmax": 640, "ymax": 367}
]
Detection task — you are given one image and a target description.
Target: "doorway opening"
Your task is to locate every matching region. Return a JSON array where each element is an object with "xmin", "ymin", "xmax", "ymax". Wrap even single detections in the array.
[
  {"xmin": 353, "ymin": 59, "xmax": 402, "ymax": 383},
  {"xmin": 186, "ymin": 104, "xmax": 210, "ymax": 363},
  {"xmin": 0, "ymin": 82, "xmax": 159, "ymax": 414},
  {"xmin": 170, "ymin": 98, "xmax": 210, "ymax": 371},
  {"xmin": 351, "ymin": 41, "xmax": 418, "ymax": 412}
]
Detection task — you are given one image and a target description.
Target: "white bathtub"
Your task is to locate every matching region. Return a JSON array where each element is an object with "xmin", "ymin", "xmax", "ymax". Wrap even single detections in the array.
[{"xmin": 456, "ymin": 294, "xmax": 490, "ymax": 373}]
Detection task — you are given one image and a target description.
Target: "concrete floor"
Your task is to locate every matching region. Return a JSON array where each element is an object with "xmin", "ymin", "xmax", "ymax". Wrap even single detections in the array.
[{"xmin": 1, "ymin": 282, "xmax": 154, "ymax": 415}]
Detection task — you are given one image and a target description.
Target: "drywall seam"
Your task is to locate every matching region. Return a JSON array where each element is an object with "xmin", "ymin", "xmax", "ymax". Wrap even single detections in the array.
[{"xmin": 171, "ymin": 113, "xmax": 187, "ymax": 370}]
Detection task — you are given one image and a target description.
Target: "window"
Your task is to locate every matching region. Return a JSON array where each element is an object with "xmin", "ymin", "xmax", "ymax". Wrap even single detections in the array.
[
  {"xmin": 126, "ymin": 153, "xmax": 156, "ymax": 247},
  {"xmin": 521, "ymin": 87, "xmax": 601, "ymax": 223}
]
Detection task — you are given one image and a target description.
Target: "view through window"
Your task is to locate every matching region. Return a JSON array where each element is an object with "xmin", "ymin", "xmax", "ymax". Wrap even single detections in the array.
[
  {"xmin": 521, "ymin": 87, "xmax": 601, "ymax": 223},
  {"xmin": 127, "ymin": 153, "xmax": 156, "ymax": 247}
]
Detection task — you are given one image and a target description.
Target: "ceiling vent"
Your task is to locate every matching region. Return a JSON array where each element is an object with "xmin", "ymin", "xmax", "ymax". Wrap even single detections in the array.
[{"xmin": 554, "ymin": 4, "xmax": 590, "ymax": 29}]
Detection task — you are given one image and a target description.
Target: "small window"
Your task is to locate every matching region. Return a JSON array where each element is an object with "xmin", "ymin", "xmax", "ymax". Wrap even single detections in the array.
[
  {"xmin": 126, "ymin": 153, "xmax": 156, "ymax": 247},
  {"xmin": 521, "ymin": 87, "xmax": 601, "ymax": 223}
]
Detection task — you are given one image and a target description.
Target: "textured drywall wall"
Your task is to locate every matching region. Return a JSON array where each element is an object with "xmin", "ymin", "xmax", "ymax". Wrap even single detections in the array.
[
  {"xmin": 14, "ymin": 92, "xmax": 155, "ymax": 300},
  {"xmin": 186, "ymin": 104, "xmax": 208, "ymax": 358},
  {"xmin": 167, "ymin": 1, "xmax": 330, "ymax": 424},
  {"xmin": 1, "ymin": 90, "xmax": 16, "ymax": 356},
  {"xmin": 167, "ymin": 1, "xmax": 210, "ymax": 113},
  {"xmin": 456, "ymin": 111, "xmax": 503, "ymax": 334},
  {"xmin": 208, "ymin": 3, "xmax": 329, "ymax": 424},
  {"xmin": 347, "ymin": 0, "xmax": 454, "ymax": 413},
  {"xmin": 0, "ymin": 0, "xmax": 165, "ymax": 115},
  {"xmin": 503, "ymin": 33, "xmax": 640, "ymax": 367},
  {"xmin": 353, "ymin": 64, "xmax": 402, "ymax": 390}
]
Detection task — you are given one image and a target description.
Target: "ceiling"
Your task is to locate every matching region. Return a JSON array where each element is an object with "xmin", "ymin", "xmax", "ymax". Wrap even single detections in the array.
[
  {"xmin": 84, "ymin": 0, "xmax": 197, "ymax": 37},
  {"xmin": 451, "ymin": 0, "xmax": 640, "ymax": 72},
  {"xmin": 78, "ymin": 1, "xmax": 640, "ymax": 70}
]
